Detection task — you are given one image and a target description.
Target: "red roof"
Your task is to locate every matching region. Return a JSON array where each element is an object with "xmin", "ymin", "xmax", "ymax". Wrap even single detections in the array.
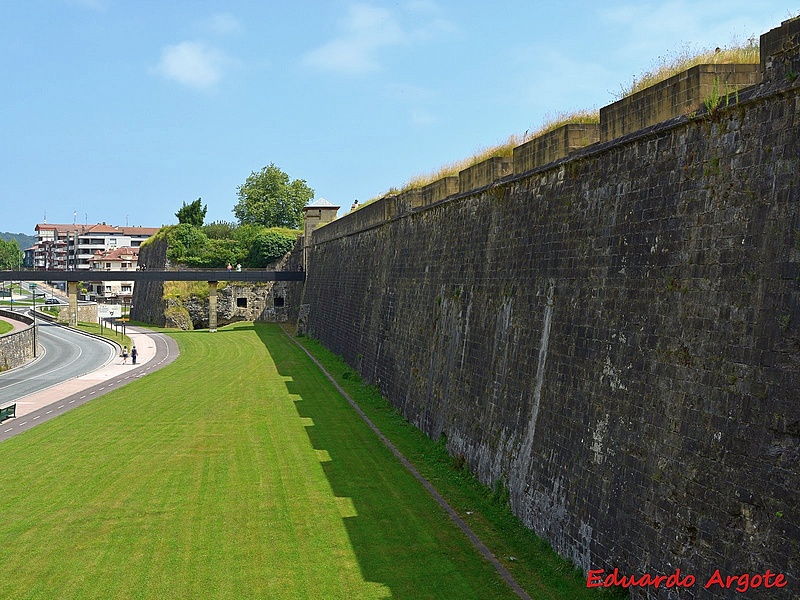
[{"xmin": 92, "ymin": 247, "xmax": 139, "ymax": 261}]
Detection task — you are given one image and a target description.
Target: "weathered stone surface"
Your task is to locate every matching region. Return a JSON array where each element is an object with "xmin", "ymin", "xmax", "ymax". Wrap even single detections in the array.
[
  {"xmin": 130, "ymin": 237, "xmax": 167, "ymax": 326},
  {"xmin": 0, "ymin": 310, "xmax": 35, "ymax": 371},
  {"xmin": 303, "ymin": 27, "xmax": 800, "ymax": 599},
  {"xmin": 132, "ymin": 238, "xmax": 305, "ymax": 328}
]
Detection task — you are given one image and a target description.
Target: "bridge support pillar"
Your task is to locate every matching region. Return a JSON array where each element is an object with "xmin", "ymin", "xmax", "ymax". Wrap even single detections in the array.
[
  {"xmin": 67, "ymin": 281, "xmax": 79, "ymax": 327},
  {"xmin": 208, "ymin": 281, "xmax": 218, "ymax": 333}
]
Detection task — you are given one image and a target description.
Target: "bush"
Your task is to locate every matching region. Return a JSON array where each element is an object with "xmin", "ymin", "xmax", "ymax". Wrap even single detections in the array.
[{"xmin": 248, "ymin": 229, "xmax": 297, "ymax": 267}]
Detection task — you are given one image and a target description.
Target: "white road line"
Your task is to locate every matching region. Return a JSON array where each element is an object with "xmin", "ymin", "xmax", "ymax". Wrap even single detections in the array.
[
  {"xmin": 46, "ymin": 410, "xmax": 52, "ymax": 414},
  {"xmin": 69, "ymin": 400, "xmax": 75, "ymax": 403},
  {"xmin": 57, "ymin": 405, "xmax": 64, "ymax": 409},
  {"xmin": 3, "ymin": 428, "xmax": 11, "ymax": 433},
  {"xmin": 33, "ymin": 416, "xmax": 40, "ymax": 420},
  {"xmin": 19, "ymin": 422, "xmax": 27, "ymax": 426}
]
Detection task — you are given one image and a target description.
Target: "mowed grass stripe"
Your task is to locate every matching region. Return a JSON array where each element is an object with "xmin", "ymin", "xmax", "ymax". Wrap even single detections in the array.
[{"xmin": 0, "ymin": 322, "xmax": 519, "ymax": 599}]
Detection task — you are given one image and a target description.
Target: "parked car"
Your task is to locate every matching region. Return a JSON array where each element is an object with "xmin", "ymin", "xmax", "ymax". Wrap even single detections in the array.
[{"xmin": 44, "ymin": 298, "xmax": 60, "ymax": 304}]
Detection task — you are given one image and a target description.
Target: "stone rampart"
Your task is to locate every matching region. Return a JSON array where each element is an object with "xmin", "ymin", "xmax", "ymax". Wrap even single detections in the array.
[
  {"xmin": 303, "ymin": 18, "xmax": 800, "ymax": 599},
  {"xmin": 0, "ymin": 310, "xmax": 36, "ymax": 371}
]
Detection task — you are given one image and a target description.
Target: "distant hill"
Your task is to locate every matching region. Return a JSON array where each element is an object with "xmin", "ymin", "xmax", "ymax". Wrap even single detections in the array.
[{"xmin": 0, "ymin": 232, "xmax": 36, "ymax": 249}]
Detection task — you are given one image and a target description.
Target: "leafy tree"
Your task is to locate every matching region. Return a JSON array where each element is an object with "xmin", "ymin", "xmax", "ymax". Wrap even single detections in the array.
[
  {"xmin": 233, "ymin": 163, "xmax": 314, "ymax": 228},
  {"xmin": 165, "ymin": 223, "xmax": 210, "ymax": 263},
  {"xmin": 247, "ymin": 228, "xmax": 298, "ymax": 267},
  {"xmin": 176, "ymin": 198, "xmax": 207, "ymax": 227},
  {"xmin": 203, "ymin": 220, "xmax": 237, "ymax": 239},
  {"xmin": 0, "ymin": 239, "xmax": 22, "ymax": 270}
]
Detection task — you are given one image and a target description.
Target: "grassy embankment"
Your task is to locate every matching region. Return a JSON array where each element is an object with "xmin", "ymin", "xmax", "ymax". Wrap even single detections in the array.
[{"xmin": 0, "ymin": 322, "xmax": 624, "ymax": 599}]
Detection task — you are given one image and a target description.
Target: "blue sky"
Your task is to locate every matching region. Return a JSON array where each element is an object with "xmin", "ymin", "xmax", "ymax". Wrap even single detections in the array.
[{"xmin": 1, "ymin": 1, "xmax": 796, "ymax": 236}]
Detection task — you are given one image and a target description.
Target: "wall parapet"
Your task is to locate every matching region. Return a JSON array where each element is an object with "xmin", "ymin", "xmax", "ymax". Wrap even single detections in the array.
[
  {"xmin": 0, "ymin": 310, "xmax": 35, "ymax": 372},
  {"xmin": 600, "ymin": 63, "xmax": 761, "ymax": 142},
  {"xmin": 513, "ymin": 123, "xmax": 599, "ymax": 175}
]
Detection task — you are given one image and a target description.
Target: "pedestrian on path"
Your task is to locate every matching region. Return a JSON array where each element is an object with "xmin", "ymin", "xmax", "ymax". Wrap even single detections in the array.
[
  {"xmin": 131, "ymin": 345, "xmax": 138, "ymax": 364},
  {"xmin": 122, "ymin": 345, "xmax": 128, "ymax": 364}
]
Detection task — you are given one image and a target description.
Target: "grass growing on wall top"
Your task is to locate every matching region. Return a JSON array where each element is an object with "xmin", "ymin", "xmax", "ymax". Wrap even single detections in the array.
[
  {"xmin": 616, "ymin": 37, "xmax": 759, "ymax": 98},
  {"xmin": 362, "ymin": 36, "xmax": 761, "ymax": 210},
  {"xmin": 360, "ymin": 109, "xmax": 600, "ymax": 209}
]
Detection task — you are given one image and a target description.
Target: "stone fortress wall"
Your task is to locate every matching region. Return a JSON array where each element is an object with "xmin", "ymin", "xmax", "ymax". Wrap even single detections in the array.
[
  {"xmin": 131, "ymin": 237, "xmax": 304, "ymax": 329},
  {"xmin": 302, "ymin": 19, "xmax": 800, "ymax": 599},
  {"xmin": 0, "ymin": 309, "xmax": 36, "ymax": 372}
]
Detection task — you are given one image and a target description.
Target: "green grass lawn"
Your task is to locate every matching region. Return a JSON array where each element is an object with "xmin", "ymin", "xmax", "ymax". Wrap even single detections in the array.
[
  {"xmin": 0, "ymin": 322, "xmax": 526, "ymax": 599},
  {"xmin": 291, "ymin": 328, "xmax": 626, "ymax": 600},
  {"xmin": 0, "ymin": 319, "xmax": 12, "ymax": 335},
  {"xmin": 73, "ymin": 321, "xmax": 132, "ymax": 352}
]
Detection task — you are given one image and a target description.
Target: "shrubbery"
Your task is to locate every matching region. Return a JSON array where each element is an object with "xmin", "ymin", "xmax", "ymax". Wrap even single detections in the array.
[{"xmin": 159, "ymin": 222, "xmax": 299, "ymax": 269}]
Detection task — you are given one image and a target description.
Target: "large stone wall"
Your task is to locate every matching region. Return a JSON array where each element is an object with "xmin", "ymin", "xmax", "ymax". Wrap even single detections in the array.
[
  {"xmin": 0, "ymin": 310, "xmax": 36, "ymax": 371},
  {"xmin": 131, "ymin": 236, "xmax": 304, "ymax": 328},
  {"xmin": 303, "ymin": 20, "xmax": 800, "ymax": 599}
]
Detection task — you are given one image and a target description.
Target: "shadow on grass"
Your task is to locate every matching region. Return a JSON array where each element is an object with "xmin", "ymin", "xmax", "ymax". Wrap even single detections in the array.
[{"xmin": 254, "ymin": 323, "xmax": 517, "ymax": 600}]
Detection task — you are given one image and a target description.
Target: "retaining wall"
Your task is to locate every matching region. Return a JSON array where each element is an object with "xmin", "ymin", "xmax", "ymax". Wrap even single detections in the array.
[{"xmin": 0, "ymin": 310, "xmax": 36, "ymax": 371}]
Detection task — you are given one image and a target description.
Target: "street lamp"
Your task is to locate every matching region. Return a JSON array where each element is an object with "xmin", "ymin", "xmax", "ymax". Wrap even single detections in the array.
[{"xmin": 29, "ymin": 283, "xmax": 37, "ymax": 357}]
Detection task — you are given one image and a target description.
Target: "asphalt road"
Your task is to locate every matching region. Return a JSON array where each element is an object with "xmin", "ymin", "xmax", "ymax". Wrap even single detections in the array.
[
  {"xmin": 0, "ymin": 318, "xmax": 116, "ymax": 405},
  {"xmin": 0, "ymin": 326, "xmax": 178, "ymax": 441}
]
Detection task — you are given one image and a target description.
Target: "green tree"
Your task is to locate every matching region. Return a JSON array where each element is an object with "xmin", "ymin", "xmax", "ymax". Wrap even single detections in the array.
[
  {"xmin": 0, "ymin": 239, "xmax": 22, "ymax": 270},
  {"xmin": 203, "ymin": 220, "xmax": 237, "ymax": 239},
  {"xmin": 247, "ymin": 228, "xmax": 298, "ymax": 267},
  {"xmin": 233, "ymin": 163, "xmax": 314, "ymax": 228},
  {"xmin": 176, "ymin": 198, "xmax": 207, "ymax": 227}
]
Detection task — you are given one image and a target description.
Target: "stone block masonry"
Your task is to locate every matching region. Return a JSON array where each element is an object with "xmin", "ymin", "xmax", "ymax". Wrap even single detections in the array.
[
  {"xmin": 304, "ymin": 19, "xmax": 800, "ymax": 600},
  {"xmin": 0, "ymin": 310, "xmax": 36, "ymax": 371}
]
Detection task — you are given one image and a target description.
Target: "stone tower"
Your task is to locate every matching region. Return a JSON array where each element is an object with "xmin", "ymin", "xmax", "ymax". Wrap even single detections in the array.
[{"xmin": 302, "ymin": 198, "xmax": 339, "ymax": 270}]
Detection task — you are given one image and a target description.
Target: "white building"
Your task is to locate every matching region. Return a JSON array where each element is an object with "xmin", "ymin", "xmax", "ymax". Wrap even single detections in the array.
[
  {"xmin": 31, "ymin": 223, "xmax": 159, "ymax": 270},
  {"xmin": 86, "ymin": 246, "xmax": 139, "ymax": 305}
]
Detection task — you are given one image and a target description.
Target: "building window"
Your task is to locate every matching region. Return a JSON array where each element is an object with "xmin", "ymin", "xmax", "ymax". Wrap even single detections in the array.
[
  {"xmin": 273, "ymin": 297, "xmax": 285, "ymax": 307},
  {"xmin": 122, "ymin": 285, "xmax": 131, "ymax": 293},
  {"xmin": 237, "ymin": 297, "xmax": 247, "ymax": 308}
]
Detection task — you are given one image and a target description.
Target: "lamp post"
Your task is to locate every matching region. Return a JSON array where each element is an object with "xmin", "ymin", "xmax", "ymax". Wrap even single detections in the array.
[{"xmin": 29, "ymin": 283, "xmax": 37, "ymax": 357}]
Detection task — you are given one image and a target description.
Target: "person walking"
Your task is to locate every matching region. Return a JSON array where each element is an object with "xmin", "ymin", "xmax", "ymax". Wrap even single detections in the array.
[
  {"xmin": 131, "ymin": 345, "xmax": 138, "ymax": 365},
  {"xmin": 122, "ymin": 345, "xmax": 129, "ymax": 364}
]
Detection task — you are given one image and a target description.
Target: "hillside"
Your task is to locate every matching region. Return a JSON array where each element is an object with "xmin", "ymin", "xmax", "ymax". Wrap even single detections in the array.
[{"xmin": 0, "ymin": 232, "xmax": 36, "ymax": 250}]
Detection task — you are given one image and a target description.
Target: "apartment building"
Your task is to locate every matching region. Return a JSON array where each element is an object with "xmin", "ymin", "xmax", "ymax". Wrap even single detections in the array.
[
  {"xmin": 85, "ymin": 246, "xmax": 139, "ymax": 305},
  {"xmin": 28, "ymin": 222, "xmax": 159, "ymax": 270}
]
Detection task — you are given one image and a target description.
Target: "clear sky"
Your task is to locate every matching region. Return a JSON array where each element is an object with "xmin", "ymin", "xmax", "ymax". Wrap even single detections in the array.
[{"xmin": 1, "ymin": 1, "xmax": 796, "ymax": 236}]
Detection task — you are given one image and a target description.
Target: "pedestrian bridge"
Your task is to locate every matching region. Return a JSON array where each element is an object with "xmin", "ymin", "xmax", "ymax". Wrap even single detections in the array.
[{"xmin": 0, "ymin": 269, "xmax": 305, "ymax": 332}]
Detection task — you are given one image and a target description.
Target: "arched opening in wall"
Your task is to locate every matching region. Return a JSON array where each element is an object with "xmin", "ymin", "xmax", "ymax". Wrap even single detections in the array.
[
  {"xmin": 237, "ymin": 297, "xmax": 247, "ymax": 308},
  {"xmin": 273, "ymin": 297, "xmax": 285, "ymax": 308}
]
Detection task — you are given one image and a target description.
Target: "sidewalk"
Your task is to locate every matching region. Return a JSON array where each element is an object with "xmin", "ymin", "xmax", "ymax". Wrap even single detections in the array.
[{"xmin": 12, "ymin": 328, "xmax": 159, "ymax": 418}]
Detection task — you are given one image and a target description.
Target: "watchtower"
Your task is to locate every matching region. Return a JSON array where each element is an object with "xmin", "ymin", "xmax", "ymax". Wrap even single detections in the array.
[{"xmin": 302, "ymin": 198, "xmax": 339, "ymax": 270}]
